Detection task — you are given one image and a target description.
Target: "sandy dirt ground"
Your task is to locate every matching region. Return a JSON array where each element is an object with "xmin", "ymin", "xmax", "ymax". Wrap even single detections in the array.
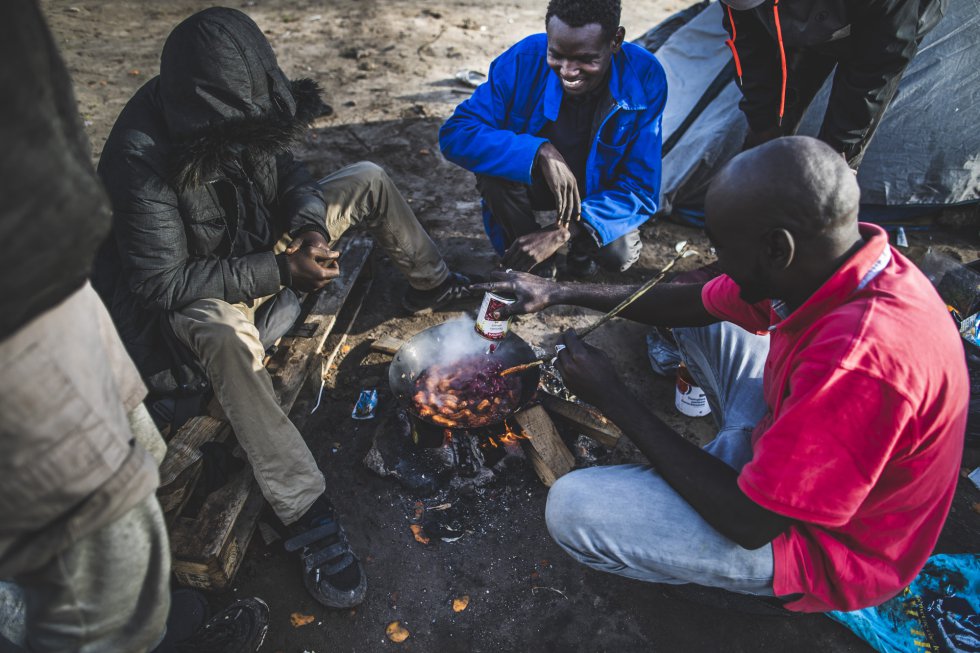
[{"xmin": 41, "ymin": 0, "xmax": 978, "ymax": 651}]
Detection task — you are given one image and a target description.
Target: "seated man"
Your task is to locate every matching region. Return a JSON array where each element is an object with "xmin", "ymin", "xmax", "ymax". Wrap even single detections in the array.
[
  {"xmin": 94, "ymin": 8, "xmax": 469, "ymax": 609},
  {"xmin": 474, "ymin": 136, "xmax": 967, "ymax": 612},
  {"xmin": 440, "ymin": 0, "xmax": 666, "ymax": 277}
]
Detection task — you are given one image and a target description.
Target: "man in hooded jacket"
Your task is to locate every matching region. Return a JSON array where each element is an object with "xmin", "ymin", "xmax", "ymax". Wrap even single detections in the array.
[
  {"xmin": 720, "ymin": 0, "xmax": 946, "ymax": 169},
  {"xmin": 94, "ymin": 7, "xmax": 467, "ymax": 609}
]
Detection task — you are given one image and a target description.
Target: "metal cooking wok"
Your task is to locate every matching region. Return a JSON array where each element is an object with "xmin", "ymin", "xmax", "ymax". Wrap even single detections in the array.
[{"xmin": 388, "ymin": 320, "xmax": 541, "ymax": 428}]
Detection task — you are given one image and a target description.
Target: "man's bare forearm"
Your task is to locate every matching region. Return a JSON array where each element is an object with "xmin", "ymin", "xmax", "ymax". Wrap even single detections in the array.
[
  {"xmin": 549, "ymin": 281, "xmax": 718, "ymax": 327},
  {"xmin": 597, "ymin": 388, "xmax": 790, "ymax": 550}
]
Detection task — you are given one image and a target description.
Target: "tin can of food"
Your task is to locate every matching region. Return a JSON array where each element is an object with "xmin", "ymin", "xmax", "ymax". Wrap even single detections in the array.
[
  {"xmin": 675, "ymin": 364, "xmax": 711, "ymax": 417},
  {"xmin": 475, "ymin": 292, "xmax": 515, "ymax": 341}
]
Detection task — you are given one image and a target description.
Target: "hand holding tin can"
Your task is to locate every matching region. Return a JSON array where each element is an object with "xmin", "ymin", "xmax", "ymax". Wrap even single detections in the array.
[{"xmin": 475, "ymin": 291, "xmax": 516, "ymax": 341}]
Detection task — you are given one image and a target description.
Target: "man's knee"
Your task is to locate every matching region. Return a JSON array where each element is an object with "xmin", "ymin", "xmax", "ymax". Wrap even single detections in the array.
[
  {"xmin": 346, "ymin": 160, "xmax": 388, "ymax": 188},
  {"xmin": 545, "ymin": 470, "xmax": 597, "ymax": 551},
  {"xmin": 173, "ymin": 299, "xmax": 261, "ymax": 358},
  {"xmin": 594, "ymin": 229, "xmax": 643, "ymax": 272}
]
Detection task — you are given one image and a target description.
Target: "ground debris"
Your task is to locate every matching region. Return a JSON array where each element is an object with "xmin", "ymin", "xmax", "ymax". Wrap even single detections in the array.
[
  {"xmin": 452, "ymin": 595, "xmax": 470, "ymax": 612},
  {"xmin": 290, "ymin": 612, "xmax": 315, "ymax": 628},
  {"xmin": 386, "ymin": 621, "xmax": 410, "ymax": 643}
]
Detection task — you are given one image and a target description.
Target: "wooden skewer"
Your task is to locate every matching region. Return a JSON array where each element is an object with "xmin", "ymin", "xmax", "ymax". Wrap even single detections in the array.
[{"xmin": 498, "ymin": 246, "xmax": 693, "ymax": 377}]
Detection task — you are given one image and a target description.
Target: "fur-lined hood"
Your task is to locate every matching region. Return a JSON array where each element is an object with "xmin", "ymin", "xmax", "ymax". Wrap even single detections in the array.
[{"xmin": 158, "ymin": 7, "xmax": 330, "ymax": 187}]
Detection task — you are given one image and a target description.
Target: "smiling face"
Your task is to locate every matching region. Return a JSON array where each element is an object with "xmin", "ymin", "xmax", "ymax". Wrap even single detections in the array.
[{"xmin": 545, "ymin": 16, "xmax": 623, "ymax": 96}]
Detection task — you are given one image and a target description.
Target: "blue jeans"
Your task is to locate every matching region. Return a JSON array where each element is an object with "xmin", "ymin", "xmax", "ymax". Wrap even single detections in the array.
[{"xmin": 545, "ymin": 322, "xmax": 776, "ymax": 595}]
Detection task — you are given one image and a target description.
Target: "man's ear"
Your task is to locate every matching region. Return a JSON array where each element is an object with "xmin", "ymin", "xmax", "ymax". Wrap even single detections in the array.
[
  {"xmin": 610, "ymin": 26, "xmax": 625, "ymax": 52},
  {"xmin": 763, "ymin": 228, "xmax": 795, "ymax": 271}
]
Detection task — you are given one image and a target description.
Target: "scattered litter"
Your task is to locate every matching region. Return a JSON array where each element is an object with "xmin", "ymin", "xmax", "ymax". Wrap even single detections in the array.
[
  {"xmin": 352, "ymin": 389, "xmax": 378, "ymax": 420},
  {"xmin": 308, "ymin": 14, "xmax": 322, "ymax": 21},
  {"xmin": 452, "ymin": 595, "xmax": 470, "ymax": 612},
  {"xmin": 674, "ymin": 240, "xmax": 687, "ymax": 252},
  {"xmin": 896, "ymin": 226, "xmax": 909, "ymax": 248},
  {"xmin": 386, "ymin": 621, "xmax": 411, "ymax": 643},
  {"xmin": 257, "ymin": 520, "xmax": 281, "ymax": 546},
  {"xmin": 419, "ymin": 148, "xmax": 431, "ymax": 155},
  {"xmin": 310, "ymin": 377, "xmax": 326, "ymax": 414},
  {"xmin": 455, "ymin": 69, "xmax": 486, "ymax": 88},
  {"xmin": 128, "ymin": 69, "xmax": 140, "ymax": 76},
  {"xmin": 429, "ymin": 502, "xmax": 453, "ymax": 511},
  {"xmin": 290, "ymin": 613, "xmax": 315, "ymax": 628},
  {"xmin": 410, "ymin": 524, "xmax": 430, "ymax": 544},
  {"xmin": 969, "ymin": 467, "xmax": 980, "ymax": 492},
  {"xmin": 531, "ymin": 586, "xmax": 569, "ymax": 600}
]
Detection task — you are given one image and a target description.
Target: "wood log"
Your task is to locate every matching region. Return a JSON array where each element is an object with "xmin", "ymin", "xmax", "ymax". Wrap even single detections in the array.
[
  {"xmin": 369, "ymin": 334, "xmax": 406, "ymax": 356},
  {"xmin": 157, "ymin": 416, "xmax": 228, "ymax": 519},
  {"xmin": 515, "ymin": 404, "xmax": 575, "ymax": 487},
  {"xmin": 541, "ymin": 394, "xmax": 623, "ymax": 449},
  {"xmin": 170, "ymin": 468, "xmax": 264, "ymax": 590}
]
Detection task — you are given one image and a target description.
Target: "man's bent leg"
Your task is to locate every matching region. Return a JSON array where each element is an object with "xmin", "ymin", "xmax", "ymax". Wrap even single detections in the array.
[
  {"xmin": 170, "ymin": 299, "xmax": 325, "ymax": 524},
  {"xmin": 573, "ymin": 229, "xmax": 643, "ymax": 273},
  {"xmin": 18, "ymin": 496, "xmax": 170, "ymax": 653},
  {"xmin": 474, "ymin": 175, "xmax": 541, "ymax": 245},
  {"xmin": 318, "ymin": 162, "xmax": 448, "ymax": 290},
  {"xmin": 546, "ymin": 465, "xmax": 774, "ymax": 594},
  {"xmin": 673, "ymin": 322, "xmax": 770, "ymax": 470}
]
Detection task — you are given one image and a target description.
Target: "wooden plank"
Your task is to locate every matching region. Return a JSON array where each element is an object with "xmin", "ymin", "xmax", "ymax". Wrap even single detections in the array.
[
  {"xmin": 157, "ymin": 416, "xmax": 229, "ymax": 518},
  {"xmin": 515, "ymin": 404, "xmax": 575, "ymax": 487},
  {"xmin": 169, "ymin": 234, "xmax": 373, "ymax": 590},
  {"xmin": 540, "ymin": 395, "xmax": 623, "ymax": 449},
  {"xmin": 170, "ymin": 469, "xmax": 264, "ymax": 590},
  {"xmin": 267, "ymin": 235, "xmax": 373, "ymax": 409},
  {"xmin": 369, "ymin": 335, "xmax": 405, "ymax": 356}
]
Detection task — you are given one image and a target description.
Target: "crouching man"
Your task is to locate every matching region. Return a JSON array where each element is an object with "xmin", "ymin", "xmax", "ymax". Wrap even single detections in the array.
[
  {"xmin": 474, "ymin": 136, "xmax": 967, "ymax": 611},
  {"xmin": 95, "ymin": 8, "xmax": 472, "ymax": 609},
  {"xmin": 440, "ymin": 0, "xmax": 666, "ymax": 277}
]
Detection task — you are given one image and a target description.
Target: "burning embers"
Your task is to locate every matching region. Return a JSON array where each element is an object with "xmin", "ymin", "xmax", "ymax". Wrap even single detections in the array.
[{"xmin": 411, "ymin": 354, "xmax": 522, "ymax": 429}]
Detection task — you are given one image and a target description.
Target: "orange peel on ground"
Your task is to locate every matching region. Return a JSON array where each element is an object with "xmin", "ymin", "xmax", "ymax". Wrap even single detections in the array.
[
  {"xmin": 386, "ymin": 621, "xmax": 410, "ymax": 643},
  {"xmin": 410, "ymin": 524, "xmax": 430, "ymax": 544},
  {"xmin": 452, "ymin": 595, "xmax": 470, "ymax": 612},
  {"xmin": 289, "ymin": 613, "xmax": 315, "ymax": 628}
]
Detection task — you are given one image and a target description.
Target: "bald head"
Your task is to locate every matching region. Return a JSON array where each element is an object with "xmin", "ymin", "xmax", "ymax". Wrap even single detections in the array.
[
  {"xmin": 703, "ymin": 137, "xmax": 865, "ymax": 307},
  {"xmin": 706, "ymin": 136, "xmax": 859, "ymax": 238}
]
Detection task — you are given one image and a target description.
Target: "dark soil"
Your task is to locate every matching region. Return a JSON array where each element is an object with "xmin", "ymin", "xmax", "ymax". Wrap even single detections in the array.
[{"xmin": 41, "ymin": 1, "xmax": 979, "ymax": 650}]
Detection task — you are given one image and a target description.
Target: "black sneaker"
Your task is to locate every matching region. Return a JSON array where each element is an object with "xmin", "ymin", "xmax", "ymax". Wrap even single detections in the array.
[
  {"xmin": 402, "ymin": 271, "xmax": 476, "ymax": 314},
  {"xmin": 175, "ymin": 597, "xmax": 269, "ymax": 653},
  {"xmin": 285, "ymin": 495, "xmax": 367, "ymax": 609}
]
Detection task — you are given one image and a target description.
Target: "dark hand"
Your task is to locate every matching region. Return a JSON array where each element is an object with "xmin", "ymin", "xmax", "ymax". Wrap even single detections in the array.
[
  {"xmin": 285, "ymin": 230, "xmax": 330, "ymax": 255},
  {"xmin": 469, "ymin": 270, "xmax": 560, "ymax": 319},
  {"xmin": 500, "ymin": 225, "xmax": 570, "ymax": 272},
  {"xmin": 555, "ymin": 329, "xmax": 624, "ymax": 410},
  {"xmin": 285, "ymin": 239, "xmax": 340, "ymax": 293},
  {"xmin": 536, "ymin": 142, "xmax": 581, "ymax": 227}
]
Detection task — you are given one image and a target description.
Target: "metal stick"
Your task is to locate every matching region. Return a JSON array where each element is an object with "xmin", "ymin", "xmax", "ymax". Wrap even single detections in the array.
[{"xmin": 499, "ymin": 246, "xmax": 693, "ymax": 377}]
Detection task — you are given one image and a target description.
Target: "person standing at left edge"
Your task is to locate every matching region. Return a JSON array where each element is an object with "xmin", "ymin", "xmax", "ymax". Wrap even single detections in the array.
[{"xmin": 440, "ymin": 0, "xmax": 666, "ymax": 277}]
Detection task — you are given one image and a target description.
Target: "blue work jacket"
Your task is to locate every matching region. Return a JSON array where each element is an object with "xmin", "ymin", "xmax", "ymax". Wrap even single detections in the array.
[{"xmin": 440, "ymin": 34, "xmax": 667, "ymax": 251}]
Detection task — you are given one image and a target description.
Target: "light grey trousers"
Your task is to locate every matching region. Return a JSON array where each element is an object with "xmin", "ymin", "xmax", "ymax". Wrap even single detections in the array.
[{"xmin": 545, "ymin": 321, "xmax": 777, "ymax": 595}]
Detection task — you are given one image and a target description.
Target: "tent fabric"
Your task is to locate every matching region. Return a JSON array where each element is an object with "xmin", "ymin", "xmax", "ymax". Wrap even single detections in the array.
[{"xmin": 639, "ymin": 0, "xmax": 980, "ymax": 219}]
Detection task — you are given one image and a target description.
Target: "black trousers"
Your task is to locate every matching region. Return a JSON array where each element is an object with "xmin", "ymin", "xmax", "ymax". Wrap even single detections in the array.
[{"xmin": 475, "ymin": 174, "xmax": 642, "ymax": 273}]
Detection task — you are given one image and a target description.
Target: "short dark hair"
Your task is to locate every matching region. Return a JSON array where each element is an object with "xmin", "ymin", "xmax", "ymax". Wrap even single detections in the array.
[{"xmin": 546, "ymin": 0, "xmax": 622, "ymax": 39}]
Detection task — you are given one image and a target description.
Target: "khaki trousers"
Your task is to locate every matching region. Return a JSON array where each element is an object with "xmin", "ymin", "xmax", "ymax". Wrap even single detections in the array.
[{"xmin": 171, "ymin": 161, "xmax": 448, "ymax": 524}]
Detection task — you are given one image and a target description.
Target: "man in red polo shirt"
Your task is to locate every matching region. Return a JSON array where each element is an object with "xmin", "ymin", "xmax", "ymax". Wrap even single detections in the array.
[{"xmin": 472, "ymin": 136, "xmax": 967, "ymax": 611}]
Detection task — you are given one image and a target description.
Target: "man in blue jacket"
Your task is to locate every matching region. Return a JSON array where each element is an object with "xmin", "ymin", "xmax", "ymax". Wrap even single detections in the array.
[{"xmin": 440, "ymin": 0, "xmax": 667, "ymax": 276}]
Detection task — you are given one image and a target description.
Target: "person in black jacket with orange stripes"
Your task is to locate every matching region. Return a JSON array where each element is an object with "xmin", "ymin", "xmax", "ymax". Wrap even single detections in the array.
[{"xmin": 721, "ymin": 0, "xmax": 946, "ymax": 168}]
